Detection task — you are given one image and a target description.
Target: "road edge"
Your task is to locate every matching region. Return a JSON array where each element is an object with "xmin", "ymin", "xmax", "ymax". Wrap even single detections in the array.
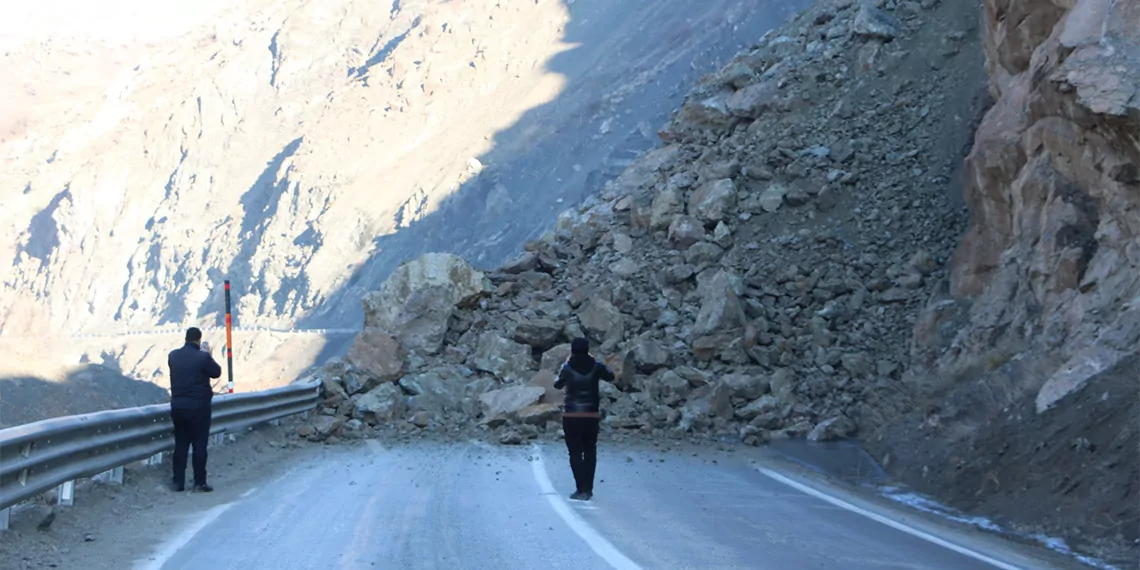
[{"xmin": 745, "ymin": 453, "xmax": 1087, "ymax": 570}]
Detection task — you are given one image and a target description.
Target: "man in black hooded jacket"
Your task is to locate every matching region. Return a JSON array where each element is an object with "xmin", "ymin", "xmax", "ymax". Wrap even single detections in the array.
[
  {"xmin": 168, "ymin": 327, "xmax": 223, "ymax": 492},
  {"xmin": 554, "ymin": 337, "xmax": 615, "ymax": 501}
]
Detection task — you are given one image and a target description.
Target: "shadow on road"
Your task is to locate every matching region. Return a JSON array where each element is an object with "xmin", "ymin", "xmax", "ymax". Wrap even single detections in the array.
[
  {"xmin": 295, "ymin": 0, "xmax": 809, "ymax": 364},
  {"xmin": 0, "ymin": 364, "xmax": 169, "ymax": 429}
]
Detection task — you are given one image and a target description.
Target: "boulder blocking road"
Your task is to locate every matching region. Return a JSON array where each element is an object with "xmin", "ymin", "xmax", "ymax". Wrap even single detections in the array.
[{"xmin": 125, "ymin": 441, "xmax": 1081, "ymax": 570}]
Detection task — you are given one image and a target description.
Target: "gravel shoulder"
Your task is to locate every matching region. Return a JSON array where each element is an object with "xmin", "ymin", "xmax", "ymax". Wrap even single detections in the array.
[{"xmin": 0, "ymin": 421, "xmax": 306, "ymax": 570}]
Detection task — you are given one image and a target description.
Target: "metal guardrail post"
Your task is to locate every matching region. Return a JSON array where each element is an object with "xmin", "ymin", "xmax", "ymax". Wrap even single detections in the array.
[
  {"xmin": 57, "ymin": 480, "xmax": 75, "ymax": 506},
  {"xmin": 0, "ymin": 507, "xmax": 8, "ymax": 531},
  {"xmin": 146, "ymin": 452, "xmax": 164, "ymax": 466}
]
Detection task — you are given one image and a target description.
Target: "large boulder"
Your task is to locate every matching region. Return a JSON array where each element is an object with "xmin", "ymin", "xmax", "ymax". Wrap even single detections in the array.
[
  {"xmin": 400, "ymin": 366, "xmax": 469, "ymax": 416},
  {"xmin": 304, "ymin": 415, "xmax": 344, "ymax": 441},
  {"xmin": 611, "ymin": 145, "xmax": 682, "ymax": 199},
  {"xmin": 693, "ymin": 270, "xmax": 747, "ymax": 336},
  {"xmin": 577, "ymin": 297, "xmax": 625, "ymax": 345},
  {"xmin": 499, "ymin": 250, "xmax": 557, "ymax": 274},
  {"xmin": 512, "ymin": 317, "xmax": 563, "ymax": 350},
  {"xmin": 516, "ymin": 403, "xmax": 562, "ymax": 426},
  {"xmin": 530, "ymin": 370, "xmax": 565, "ymax": 406},
  {"xmin": 679, "ymin": 381, "xmax": 733, "ymax": 431},
  {"xmin": 361, "ymin": 253, "xmax": 492, "ymax": 355},
  {"xmin": 726, "ymin": 78, "xmax": 782, "ymax": 118},
  {"xmin": 321, "ymin": 376, "xmax": 348, "ymax": 402},
  {"xmin": 345, "ymin": 329, "xmax": 406, "ymax": 388},
  {"xmin": 478, "ymin": 385, "xmax": 546, "ymax": 421},
  {"xmin": 667, "ymin": 216, "xmax": 706, "ymax": 249},
  {"xmin": 648, "ymin": 369, "xmax": 691, "ymax": 406},
  {"xmin": 472, "ymin": 332, "xmax": 534, "ymax": 382},
  {"xmin": 735, "ymin": 394, "xmax": 780, "ymax": 421},
  {"xmin": 630, "ymin": 334, "xmax": 670, "ymax": 373},
  {"xmin": 540, "ymin": 343, "xmax": 573, "ymax": 371},
  {"xmin": 687, "ymin": 178, "xmax": 737, "ymax": 224},
  {"xmin": 721, "ymin": 372, "xmax": 770, "ymax": 401},
  {"xmin": 768, "ymin": 367, "xmax": 797, "ymax": 405},
  {"xmin": 677, "ymin": 89, "xmax": 737, "ymax": 129},
  {"xmin": 354, "ymin": 383, "xmax": 405, "ymax": 424},
  {"xmin": 650, "ymin": 186, "xmax": 684, "ymax": 230}
]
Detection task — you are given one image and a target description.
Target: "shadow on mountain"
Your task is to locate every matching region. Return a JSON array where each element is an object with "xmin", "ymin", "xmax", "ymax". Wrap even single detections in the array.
[
  {"xmin": 0, "ymin": 364, "xmax": 169, "ymax": 429},
  {"xmin": 295, "ymin": 0, "xmax": 809, "ymax": 366},
  {"xmin": 192, "ymin": 136, "xmax": 306, "ymax": 325}
]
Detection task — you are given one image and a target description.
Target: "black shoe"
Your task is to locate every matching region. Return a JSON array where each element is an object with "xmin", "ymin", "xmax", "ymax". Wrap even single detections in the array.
[
  {"xmin": 172, "ymin": 481, "xmax": 185, "ymax": 492},
  {"xmin": 569, "ymin": 491, "xmax": 589, "ymax": 501},
  {"xmin": 193, "ymin": 484, "xmax": 213, "ymax": 492}
]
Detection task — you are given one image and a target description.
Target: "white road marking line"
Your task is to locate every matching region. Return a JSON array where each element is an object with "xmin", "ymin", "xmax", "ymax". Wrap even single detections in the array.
[
  {"xmin": 132, "ymin": 503, "xmax": 237, "ymax": 570},
  {"xmin": 530, "ymin": 444, "xmax": 642, "ymax": 570},
  {"xmin": 754, "ymin": 466, "xmax": 1025, "ymax": 570}
]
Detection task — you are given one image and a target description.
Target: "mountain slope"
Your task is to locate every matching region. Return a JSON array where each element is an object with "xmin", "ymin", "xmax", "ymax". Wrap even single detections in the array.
[{"xmin": 0, "ymin": 0, "xmax": 807, "ymax": 337}]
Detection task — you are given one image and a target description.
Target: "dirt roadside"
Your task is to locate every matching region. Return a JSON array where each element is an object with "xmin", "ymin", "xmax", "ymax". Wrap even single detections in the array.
[{"xmin": 0, "ymin": 421, "xmax": 308, "ymax": 570}]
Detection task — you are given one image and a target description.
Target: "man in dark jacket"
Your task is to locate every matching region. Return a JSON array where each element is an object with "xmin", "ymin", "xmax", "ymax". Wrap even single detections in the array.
[
  {"xmin": 553, "ymin": 337, "xmax": 615, "ymax": 501},
  {"xmin": 168, "ymin": 327, "xmax": 223, "ymax": 492}
]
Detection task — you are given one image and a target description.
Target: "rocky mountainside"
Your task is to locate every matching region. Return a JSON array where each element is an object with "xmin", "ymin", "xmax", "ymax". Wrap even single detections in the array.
[
  {"xmin": 304, "ymin": 0, "xmax": 1138, "ymax": 565},
  {"xmin": 1, "ymin": 0, "xmax": 566, "ymax": 335},
  {"xmin": 0, "ymin": 0, "xmax": 807, "ymax": 337}
]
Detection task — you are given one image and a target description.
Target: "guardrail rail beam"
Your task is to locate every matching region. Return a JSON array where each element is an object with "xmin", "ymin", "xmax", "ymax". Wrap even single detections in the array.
[{"xmin": 0, "ymin": 379, "xmax": 321, "ymax": 520}]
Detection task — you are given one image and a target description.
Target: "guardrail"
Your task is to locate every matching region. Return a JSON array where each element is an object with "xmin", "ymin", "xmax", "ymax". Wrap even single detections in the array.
[
  {"xmin": 0, "ymin": 379, "xmax": 322, "ymax": 530},
  {"xmin": 0, "ymin": 327, "xmax": 362, "ymax": 340}
]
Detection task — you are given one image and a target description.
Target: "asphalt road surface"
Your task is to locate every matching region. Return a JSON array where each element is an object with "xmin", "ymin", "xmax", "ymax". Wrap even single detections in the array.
[{"xmin": 130, "ymin": 440, "xmax": 1080, "ymax": 570}]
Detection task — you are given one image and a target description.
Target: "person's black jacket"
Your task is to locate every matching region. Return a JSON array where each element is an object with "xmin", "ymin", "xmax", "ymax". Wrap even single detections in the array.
[
  {"xmin": 554, "ymin": 355, "xmax": 615, "ymax": 414},
  {"xmin": 168, "ymin": 343, "xmax": 223, "ymax": 410}
]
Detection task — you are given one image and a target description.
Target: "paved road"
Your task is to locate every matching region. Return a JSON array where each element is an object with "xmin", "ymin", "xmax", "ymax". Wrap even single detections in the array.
[{"xmin": 133, "ymin": 441, "xmax": 1075, "ymax": 570}]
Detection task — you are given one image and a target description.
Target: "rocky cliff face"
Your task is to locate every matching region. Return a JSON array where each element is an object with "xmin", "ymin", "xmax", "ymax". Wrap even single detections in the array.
[
  {"xmin": 920, "ymin": 0, "xmax": 1138, "ymax": 408},
  {"xmin": 893, "ymin": 0, "xmax": 1135, "ymax": 560},
  {"xmin": 888, "ymin": 0, "xmax": 1138, "ymax": 560}
]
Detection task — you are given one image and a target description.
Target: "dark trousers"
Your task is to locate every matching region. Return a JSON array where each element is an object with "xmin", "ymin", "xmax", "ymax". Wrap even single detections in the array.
[
  {"xmin": 563, "ymin": 416, "xmax": 600, "ymax": 493},
  {"xmin": 171, "ymin": 406, "xmax": 212, "ymax": 486}
]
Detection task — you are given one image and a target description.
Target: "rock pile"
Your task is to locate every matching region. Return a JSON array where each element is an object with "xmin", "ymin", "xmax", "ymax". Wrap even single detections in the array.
[{"xmin": 301, "ymin": 0, "xmax": 985, "ymax": 448}]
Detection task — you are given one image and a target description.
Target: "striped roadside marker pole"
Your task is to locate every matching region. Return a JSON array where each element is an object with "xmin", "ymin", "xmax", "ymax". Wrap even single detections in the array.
[{"xmin": 224, "ymin": 280, "xmax": 235, "ymax": 394}]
